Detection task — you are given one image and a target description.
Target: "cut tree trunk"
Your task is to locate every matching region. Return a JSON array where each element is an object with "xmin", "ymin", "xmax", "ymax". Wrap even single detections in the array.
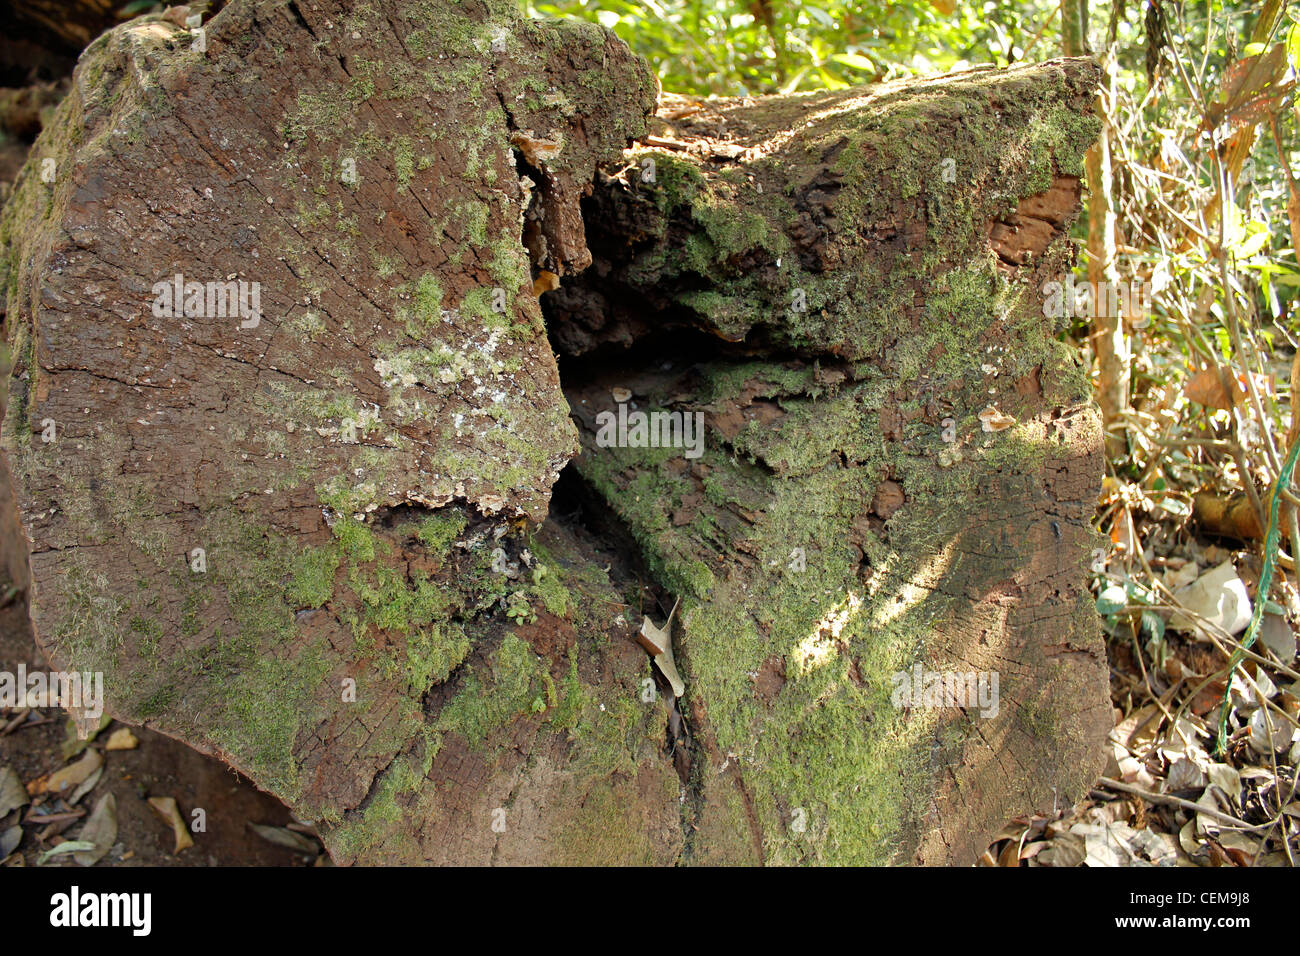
[
  {"xmin": 552, "ymin": 66, "xmax": 1111, "ymax": 864},
  {"xmin": 0, "ymin": 0, "xmax": 1108, "ymax": 865}
]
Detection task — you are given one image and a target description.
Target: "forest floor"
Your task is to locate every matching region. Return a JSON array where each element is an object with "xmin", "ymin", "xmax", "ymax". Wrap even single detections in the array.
[{"xmin": 979, "ymin": 523, "xmax": 1299, "ymax": 867}]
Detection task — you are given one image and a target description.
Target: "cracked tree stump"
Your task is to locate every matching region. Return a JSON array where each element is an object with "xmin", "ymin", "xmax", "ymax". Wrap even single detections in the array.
[
  {"xmin": 0, "ymin": 0, "xmax": 1108, "ymax": 865},
  {"xmin": 555, "ymin": 64, "xmax": 1111, "ymax": 864}
]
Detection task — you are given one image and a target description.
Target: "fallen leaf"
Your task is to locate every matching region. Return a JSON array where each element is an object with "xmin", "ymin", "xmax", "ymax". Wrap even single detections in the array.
[
  {"xmin": 1161, "ymin": 561, "xmax": 1200, "ymax": 592},
  {"xmin": 1035, "ymin": 831, "xmax": 1086, "ymax": 867},
  {"xmin": 1169, "ymin": 560, "xmax": 1251, "ymax": 639},
  {"xmin": 996, "ymin": 837, "xmax": 1020, "ymax": 866},
  {"xmin": 1072, "ymin": 822, "xmax": 1126, "ymax": 867},
  {"xmin": 1206, "ymin": 762, "xmax": 1241, "ymax": 800},
  {"xmin": 1259, "ymin": 611, "xmax": 1296, "ymax": 663},
  {"xmin": 0, "ymin": 767, "xmax": 29, "ymax": 817},
  {"xmin": 1216, "ymin": 827, "xmax": 1259, "ymax": 860},
  {"xmin": 61, "ymin": 713, "xmax": 111, "ymax": 760},
  {"xmin": 248, "ymin": 823, "xmax": 318, "ymax": 855},
  {"xmin": 36, "ymin": 841, "xmax": 96, "ymax": 866},
  {"xmin": 1127, "ymin": 826, "xmax": 1178, "ymax": 866},
  {"xmin": 0, "ymin": 825, "xmax": 20, "ymax": 859},
  {"xmin": 1247, "ymin": 707, "xmax": 1293, "ymax": 754},
  {"xmin": 638, "ymin": 597, "xmax": 686, "ymax": 697},
  {"xmin": 147, "ymin": 796, "xmax": 194, "ymax": 854},
  {"xmin": 35, "ymin": 749, "xmax": 103, "ymax": 798},
  {"xmin": 74, "ymin": 793, "xmax": 117, "ymax": 866},
  {"xmin": 1164, "ymin": 757, "xmax": 1207, "ymax": 792},
  {"xmin": 1111, "ymin": 703, "xmax": 1163, "ymax": 754},
  {"xmin": 67, "ymin": 765, "xmax": 103, "ymax": 807},
  {"xmin": 105, "ymin": 728, "xmax": 139, "ymax": 752},
  {"xmin": 1178, "ymin": 818, "xmax": 1204, "ymax": 859}
]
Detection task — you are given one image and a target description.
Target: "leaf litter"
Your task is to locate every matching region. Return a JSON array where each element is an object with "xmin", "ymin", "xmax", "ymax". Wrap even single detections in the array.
[{"xmin": 984, "ymin": 530, "xmax": 1300, "ymax": 867}]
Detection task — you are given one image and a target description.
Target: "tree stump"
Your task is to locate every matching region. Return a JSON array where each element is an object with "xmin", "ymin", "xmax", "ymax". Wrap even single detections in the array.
[{"xmin": 0, "ymin": 0, "xmax": 1108, "ymax": 865}]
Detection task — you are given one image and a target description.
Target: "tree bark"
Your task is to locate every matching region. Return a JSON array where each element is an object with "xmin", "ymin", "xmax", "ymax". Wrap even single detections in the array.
[{"xmin": 0, "ymin": 0, "xmax": 1108, "ymax": 865}]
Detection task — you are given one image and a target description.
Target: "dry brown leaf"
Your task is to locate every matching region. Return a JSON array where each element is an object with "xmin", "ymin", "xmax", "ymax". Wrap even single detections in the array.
[
  {"xmin": 147, "ymin": 796, "xmax": 194, "ymax": 854},
  {"xmin": 1205, "ymin": 43, "xmax": 1290, "ymax": 133},
  {"xmin": 638, "ymin": 597, "xmax": 685, "ymax": 697},
  {"xmin": 248, "ymin": 823, "xmax": 318, "ymax": 855},
  {"xmin": 1036, "ymin": 832, "xmax": 1086, "ymax": 867},
  {"xmin": 67, "ymin": 765, "xmax": 103, "ymax": 807},
  {"xmin": 73, "ymin": 793, "xmax": 117, "ymax": 866},
  {"xmin": 996, "ymin": 838, "xmax": 1021, "ymax": 867},
  {"xmin": 61, "ymin": 713, "xmax": 111, "ymax": 760},
  {"xmin": 1019, "ymin": 840, "xmax": 1048, "ymax": 860},
  {"xmin": 0, "ymin": 767, "xmax": 28, "ymax": 818},
  {"xmin": 1183, "ymin": 368, "xmax": 1229, "ymax": 409},
  {"xmin": 1183, "ymin": 367, "xmax": 1257, "ymax": 410},
  {"xmin": 104, "ymin": 728, "xmax": 139, "ymax": 752},
  {"xmin": 35, "ymin": 749, "xmax": 103, "ymax": 798}
]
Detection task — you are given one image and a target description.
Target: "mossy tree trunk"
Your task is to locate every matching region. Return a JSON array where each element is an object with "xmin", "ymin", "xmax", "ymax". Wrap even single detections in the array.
[
  {"xmin": 552, "ymin": 65, "xmax": 1111, "ymax": 863},
  {"xmin": 0, "ymin": 0, "xmax": 1108, "ymax": 865}
]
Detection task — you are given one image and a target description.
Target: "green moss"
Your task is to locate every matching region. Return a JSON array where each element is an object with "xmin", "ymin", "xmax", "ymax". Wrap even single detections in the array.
[
  {"xmin": 393, "ymin": 135, "xmax": 415, "ymax": 191},
  {"xmin": 459, "ymin": 199, "xmax": 488, "ymax": 247},
  {"xmin": 412, "ymin": 273, "xmax": 443, "ymax": 327},
  {"xmin": 434, "ymin": 632, "xmax": 547, "ymax": 746},
  {"xmin": 416, "ymin": 511, "xmax": 467, "ymax": 553},
  {"xmin": 647, "ymin": 152, "xmax": 705, "ymax": 214},
  {"xmin": 331, "ymin": 517, "xmax": 377, "ymax": 562},
  {"xmin": 209, "ymin": 640, "xmax": 333, "ymax": 799},
  {"xmin": 288, "ymin": 545, "xmax": 340, "ymax": 609},
  {"xmin": 351, "ymin": 563, "xmax": 449, "ymax": 636},
  {"xmin": 404, "ymin": 622, "xmax": 471, "ymax": 693},
  {"xmin": 526, "ymin": 562, "xmax": 570, "ymax": 618},
  {"xmin": 285, "ymin": 90, "xmax": 349, "ymax": 144}
]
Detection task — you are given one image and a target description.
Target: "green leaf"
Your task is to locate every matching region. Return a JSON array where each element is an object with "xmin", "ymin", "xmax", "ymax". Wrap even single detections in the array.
[
  {"xmin": 1283, "ymin": 25, "xmax": 1300, "ymax": 69},
  {"xmin": 830, "ymin": 52, "xmax": 877, "ymax": 71},
  {"xmin": 1096, "ymin": 585, "xmax": 1128, "ymax": 616},
  {"xmin": 37, "ymin": 841, "xmax": 96, "ymax": 866},
  {"xmin": 1141, "ymin": 610, "xmax": 1166, "ymax": 641}
]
